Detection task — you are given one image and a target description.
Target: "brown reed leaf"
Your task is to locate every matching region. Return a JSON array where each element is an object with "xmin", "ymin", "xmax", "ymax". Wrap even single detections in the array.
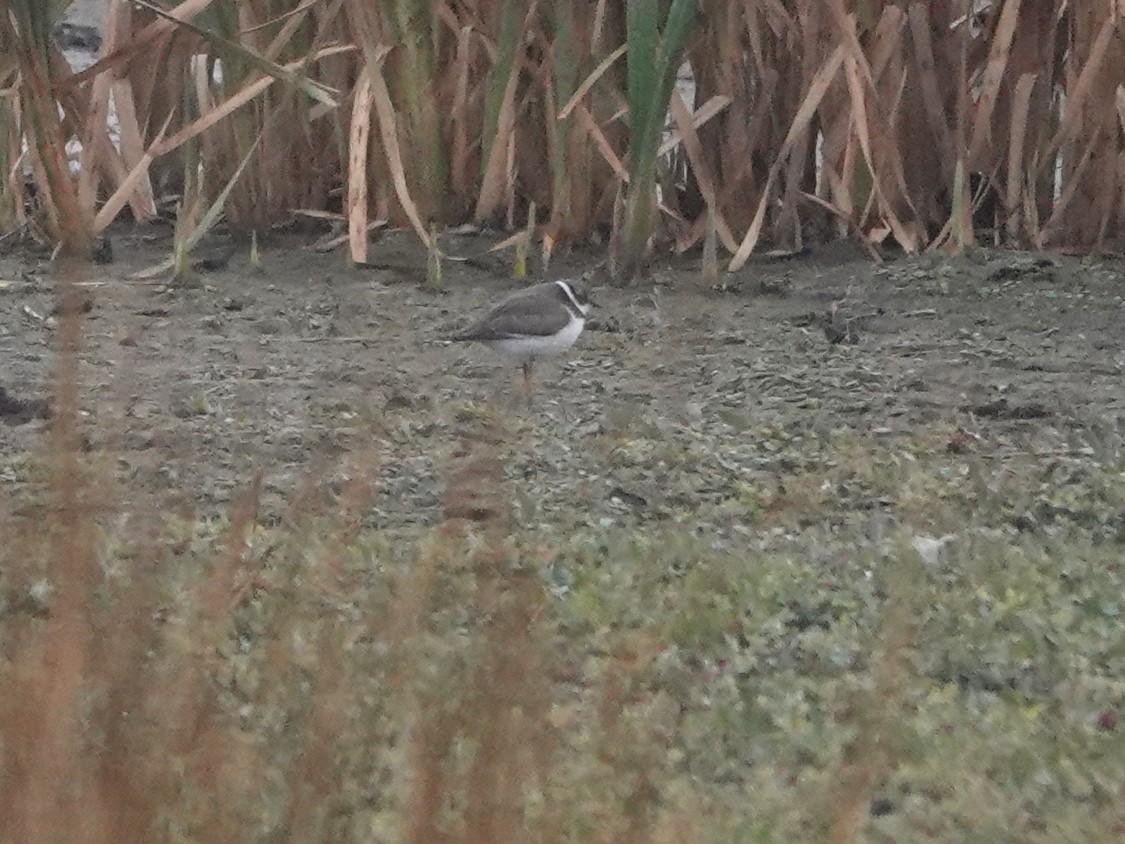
[
  {"xmin": 1037, "ymin": 127, "xmax": 1103, "ymax": 248},
  {"xmin": 369, "ymin": 57, "xmax": 433, "ymax": 249},
  {"xmin": 668, "ymin": 90, "xmax": 738, "ymax": 254},
  {"xmin": 56, "ymin": 0, "xmax": 218, "ymax": 93},
  {"xmin": 150, "ymin": 45, "xmax": 351, "ymax": 158},
  {"xmin": 657, "ymin": 93, "xmax": 730, "ymax": 156},
  {"xmin": 826, "ymin": 582, "xmax": 915, "ymax": 844},
  {"xmin": 47, "ymin": 39, "xmax": 157, "ymax": 225},
  {"xmin": 800, "ymin": 189, "xmax": 883, "ymax": 260},
  {"xmin": 260, "ymin": 0, "xmax": 327, "ymax": 58},
  {"xmin": 1041, "ymin": 11, "xmax": 1115, "ymax": 172},
  {"xmin": 77, "ymin": 63, "xmax": 113, "ymax": 220},
  {"xmin": 94, "ymin": 111, "xmax": 174, "ymax": 232},
  {"xmin": 9, "ymin": 0, "xmax": 1122, "ymax": 264},
  {"xmin": 845, "ymin": 53, "xmax": 918, "ymax": 251},
  {"xmin": 556, "ymin": 42, "xmax": 626, "ymax": 120},
  {"xmin": 868, "ymin": 4, "xmax": 907, "ymax": 82},
  {"xmin": 109, "ymin": 80, "xmax": 158, "ymax": 224},
  {"xmin": 824, "ymin": 0, "xmax": 875, "ymax": 88},
  {"xmin": 131, "ymin": 0, "xmax": 337, "ymax": 106},
  {"xmin": 574, "ymin": 103, "xmax": 628, "ymax": 183},
  {"xmin": 3, "ymin": 263, "xmax": 104, "ymax": 840},
  {"xmin": 12, "ymin": 20, "xmax": 91, "ymax": 255},
  {"xmin": 1116, "ymin": 84, "xmax": 1125, "ymax": 151},
  {"xmin": 730, "ymin": 43, "xmax": 845, "ymax": 270},
  {"xmin": 278, "ymin": 634, "xmax": 350, "ymax": 842},
  {"xmin": 967, "ymin": 0, "xmax": 1023, "ymax": 167}
]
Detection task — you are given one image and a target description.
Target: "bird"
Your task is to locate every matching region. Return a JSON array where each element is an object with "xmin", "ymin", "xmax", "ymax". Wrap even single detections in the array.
[{"xmin": 451, "ymin": 279, "xmax": 591, "ymax": 393}]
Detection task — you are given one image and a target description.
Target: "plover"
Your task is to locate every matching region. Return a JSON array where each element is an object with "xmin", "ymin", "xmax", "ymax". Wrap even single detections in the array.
[{"xmin": 452, "ymin": 279, "xmax": 590, "ymax": 392}]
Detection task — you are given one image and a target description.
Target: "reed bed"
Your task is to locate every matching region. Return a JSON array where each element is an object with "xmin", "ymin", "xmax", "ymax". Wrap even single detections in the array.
[{"xmin": 2, "ymin": 0, "xmax": 1124, "ymax": 277}]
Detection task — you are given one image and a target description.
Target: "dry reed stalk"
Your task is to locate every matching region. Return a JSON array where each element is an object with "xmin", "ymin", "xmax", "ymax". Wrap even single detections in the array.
[
  {"xmin": 449, "ymin": 21, "xmax": 474, "ymax": 207},
  {"xmin": 680, "ymin": 2, "xmax": 742, "ymax": 233},
  {"xmin": 669, "ymin": 90, "xmax": 737, "ymax": 255},
  {"xmin": 369, "ymin": 55, "xmax": 433, "ymax": 248},
  {"xmin": 389, "ymin": 406, "xmax": 562, "ymax": 844},
  {"xmin": 149, "ymin": 51, "xmax": 334, "ymax": 160},
  {"xmin": 6, "ymin": 0, "xmax": 1125, "ymax": 264},
  {"xmin": 93, "ymin": 112, "xmax": 173, "ymax": 233},
  {"xmin": 48, "ymin": 41, "xmax": 159, "ymax": 228},
  {"xmin": 840, "ymin": 32, "xmax": 916, "ymax": 250},
  {"xmin": 390, "ymin": 0, "xmax": 447, "ymax": 219},
  {"xmin": 345, "ymin": 0, "xmax": 445, "ymax": 235},
  {"xmin": 348, "ymin": 67, "xmax": 374, "ymax": 264},
  {"xmin": 460, "ymin": 558, "xmax": 552, "ymax": 844},
  {"xmin": 1004, "ymin": 72, "xmax": 1037, "ymax": 242},
  {"xmin": 60, "ymin": 0, "xmax": 219, "ymax": 94},
  {"xmin": 542, "ymin": 3, "xmax": 575, "ymax": 242},
  {"xmin": 122, "ymin": 474, "xmax": 271, "ymax": 842},
  {"xmin": 730, "ymin": 43, "xmax": 845, "ymax": 270},
  {"xmin": 967, "ymin": 0, "xmax": 1023, "ymax": 168},
  {"xmin": 476, "ymin": 0, "xmax": 540, "ymax": 224},
  {"xmin": 8, "ymin": 4, "xmax": 92, "ymax": 256},
  {"xmin": 76, "ymin": 56, "xmax": 111, "ymax": 220},
  {"xmin": 701, "ymin": 202, "xmax": 718, "ymax": 286},
  {"xmin": 907, "ymin": 3, "xmax": 956, "ymax": 190},
  {"xmin": 0, "ymin": 92, "xmax": 25, "ymax": 233},
  {"xmin": 589, "ymin": 632, "xmax": 664, "ymax": 844},
  {"xmin": 394, "ymin": 410, "xmax": 511, "ymax": 843},
  {"xmin": 273, "ymin": 459, "xmax": 379, "ymax": 842},
  {"xmin": 826, "ymin": 583, "xmax": 916, "ymax": 844},
  {"xmin": 91, "ymin": 0, "xmax": 339, "ymax": 234},
  {"xmin": 1056, "ymin": 1, "xmax": 1125, "ymax": 247},
  {"xmin": 0, "ymin": 261, "xmax": 108, "ymax": 840},
  {"xmin": 554, "ymin": 26, "xmax": 627, "ymax": 239},
  {"xmin": 103, "ymin": 1, "xmax": 158, "ymax": 224}
]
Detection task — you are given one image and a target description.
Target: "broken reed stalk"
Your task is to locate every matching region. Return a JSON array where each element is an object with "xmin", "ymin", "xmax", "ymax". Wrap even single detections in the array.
[
  {"xmin": 701, "ymin": 203, "xmax": 718, "ymax": 287},
  {"xmin": 172, "ymin": 67, "xmax": 202, "ymax": 279},
  {"xmin": 515, "ymin": 201, "xmax": 535, "ymax": 277},
  {"xmin": 826, "ymin": 555, "xmax": 917, "ymax": 844},
  {"xmin": 426, "ymin": 219, "xmax": 443, "ymax": 287}
]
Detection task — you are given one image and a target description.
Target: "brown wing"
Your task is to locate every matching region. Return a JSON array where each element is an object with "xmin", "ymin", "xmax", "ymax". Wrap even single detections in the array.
[{"xmin": 455, "ymin": 284, "xmax": 574, "ymax": 340}]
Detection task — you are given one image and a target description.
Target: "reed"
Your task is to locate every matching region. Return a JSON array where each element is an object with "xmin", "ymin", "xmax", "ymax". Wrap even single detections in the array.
[
  {"xmin": 6, "ymin": 0, "xmax": 93, "ymax": 256},
  {"xmin": 2, "ymin": 1, "xmax": 1124, "ymax": 269},
  {"xmin": 616, "ymin": 0, "xmax": 698, "ymax": 282}
]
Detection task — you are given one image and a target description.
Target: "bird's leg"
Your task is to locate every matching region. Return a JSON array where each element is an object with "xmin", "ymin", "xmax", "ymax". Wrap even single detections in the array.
[{"xmin": 522, "ymin": 362, "xmax": 533, "ymax": 396}]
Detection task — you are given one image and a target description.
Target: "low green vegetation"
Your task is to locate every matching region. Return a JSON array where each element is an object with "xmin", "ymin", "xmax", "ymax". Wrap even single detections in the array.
[{"xmin": 3, "ymin": 405, "xmax": 1121, "ymax": 842}]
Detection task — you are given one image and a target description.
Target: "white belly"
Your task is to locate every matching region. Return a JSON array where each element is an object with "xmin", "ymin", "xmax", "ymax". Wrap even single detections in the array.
[{"xmin": 488, "ymin": 317, "xmax": 584, "ymax": 363}]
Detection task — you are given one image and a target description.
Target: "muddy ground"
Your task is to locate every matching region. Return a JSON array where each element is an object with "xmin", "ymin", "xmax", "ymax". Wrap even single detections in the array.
[
  {"xmin": 4, "ymin": 229, "xmax": 1125, "ymax": 840},
  {"xmin": 2, "ymin": 231, "xmax": 1124, "ymax": 543}
]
